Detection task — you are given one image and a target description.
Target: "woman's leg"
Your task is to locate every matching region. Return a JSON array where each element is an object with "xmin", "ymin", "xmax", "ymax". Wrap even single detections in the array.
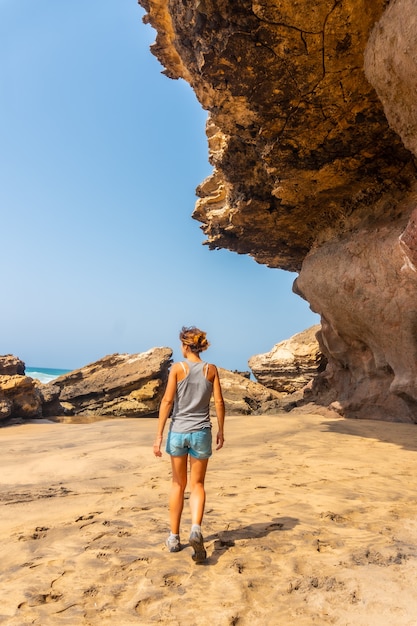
[
  {"xmin": 169, "ymin": 454, "xmax": 188, "ymax": 534},
  {"xmin": 189, "ymin": 456, "xmax": 209, "ymax": 526}
]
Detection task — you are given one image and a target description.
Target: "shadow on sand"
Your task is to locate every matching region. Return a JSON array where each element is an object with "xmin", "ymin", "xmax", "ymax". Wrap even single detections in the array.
[
  {"xmin": 192, "ymin": 516, "xmax": 299, "ymax": 566},
  {"xmin": 322, "ymin": 418, "xmax": 417, "ymax": 452}
]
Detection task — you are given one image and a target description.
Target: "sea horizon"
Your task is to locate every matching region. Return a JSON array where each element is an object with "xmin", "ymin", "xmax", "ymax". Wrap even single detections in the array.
[{"xmin": 26, "ymin": 367, "xmax": 72, "ymax": 384}]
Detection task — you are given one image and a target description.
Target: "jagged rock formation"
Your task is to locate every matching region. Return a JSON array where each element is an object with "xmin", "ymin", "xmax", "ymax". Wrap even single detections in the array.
[
  {"xmin": 0, "ymin": 355, "xmax": 25, "ymax": 377},
  {"xmin": 0, "ymin": 355, "xmax": 42, "ymax": 421},
  {"xmin": 216, "ymin": 367, "xmax": 287, "ymax": 414},
  {"xmin": 40, "ymin": 349, "xmax": 173, "ymax": 418},
  {"xmin": 249, "ymin": 325, "xmax": 326, "ymax": 393},
  {"xmin": 139, "ymin": 0, "xmax": 417, "ymax": 421},
  {"xmin": 38, "ymin": 350, "xmax": 283, "ymax": 419},
  {"xmin": 364, "ymin": 0, "xmax": 417, "ymax": 159},
  {"xmin": 0, "ymin": 350, "xmax": 297, "ymax": 423}
]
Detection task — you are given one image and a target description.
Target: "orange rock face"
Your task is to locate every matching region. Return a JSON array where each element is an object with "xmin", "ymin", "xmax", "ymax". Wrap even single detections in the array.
[
  {"xmin": 0, "ymin": 354, "xmax": 42, "ymax": 420},
  {"xmin": 139, "ymin": 0, "xmax": 417, "ymax": 420}
]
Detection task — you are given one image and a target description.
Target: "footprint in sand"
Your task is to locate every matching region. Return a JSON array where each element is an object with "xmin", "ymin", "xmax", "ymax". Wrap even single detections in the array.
[
  {"xmin": 75, "ymin": 512, "xmax": 103, "ymax": 522},
  {"xmin": 266, "ymin": 522, "xmax": 284, "ymax": 531},
  {"xmin": 18, "ymin": 591, "xmax": 63, "ymax": 608},
  {"xmin": 135, "ymin": 596, "xmax": 156, "ymax": 616},
  {"xmin": 18, "ymin": 526, "xmax": 50, "ymax": 541},
  {"xmin": 83, "ymin": 586, "xmax": 99, "ymax": 597},
  {"xmin": 320, "ymin": 511, "xmax": 348, "ymax": 524},
  {"xmin": 162, "ymin": 572, "xmax": 186, "ymax": 593}
]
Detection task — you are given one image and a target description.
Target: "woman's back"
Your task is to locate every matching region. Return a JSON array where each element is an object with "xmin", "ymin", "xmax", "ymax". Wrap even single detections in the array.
[{"xmin": 170, "ymin": 360, "xmax": 213, "ymax": 433}]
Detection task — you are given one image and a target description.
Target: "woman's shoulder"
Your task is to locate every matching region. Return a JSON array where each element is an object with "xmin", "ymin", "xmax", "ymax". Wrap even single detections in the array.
[
  {"xmin": 204, "ymin": 362, "xmax": 219, "ymax": 381},
  {"xmin": 170, "ymin": 361, "xmax": 189, "ymax": 380},
  {"xmin": 171, "ymin": 361, "xmax": 187, "ymax": 372}
]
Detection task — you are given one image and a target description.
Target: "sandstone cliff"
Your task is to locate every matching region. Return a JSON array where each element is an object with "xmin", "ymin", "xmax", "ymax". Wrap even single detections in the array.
[
  {"xmin": 216, "ymin": 367, "xmax": 287, "ymax": 414},
  {"xmin": 0, "ymin": 351, "xmax": 287, "ymax": 423},
  {"xmin": 41, "ymin": 355, "xmax": 286, "ymax": 420},
  {"xmin": 139, "ymin": 0, "xmax": 417, "ymax": 421},
  {"xmin": 41, "ymin": 349, "xmax": 173, "ymax": 418},
  {"xmin": 249, "ymin": 325, "xmax": 326, "ymax": 393},
  {"xmin": 0, "ymin": 356, "xmax": 42, "ymax": 421}
]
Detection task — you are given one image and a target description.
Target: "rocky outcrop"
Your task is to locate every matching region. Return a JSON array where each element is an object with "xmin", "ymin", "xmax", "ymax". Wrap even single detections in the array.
[
  {"xmin": 295, "ymin": 222, "xmax": 417, "ymax": 421},
  {"xmin": 139, "ymin": 0, "xmax": 417, "ymax": 421},
  {"xmin": 40, "ymin": 351, "xmax": 287, "ymax": 419},
  {"xmin": 0, "ymin": 355, "xmax": 42, "ymax": 421},
  {"xmin": 0, "ymin": 349, "xmax": 323, "ymax": 422},
  {"xmin": 365, "ymin": 0, "xmax": 417, "ymax": 159},
  {"xmin": 0, "ymin": 355, "xmax": 25, "ymax": 376},
  {"xmin": 140, "ymin": 0, "xmax": 415, "ymax": 270},
  {"xmin": 249, "ymin": 326, "xmax": 326, "ymax": 393},
  {"xmin": 41, "ymin": 349, "xmax": 173, "ymax": 418},
  {"xmin": 217, "ymin": 367, "xmax": 287, "ymax": 415}
]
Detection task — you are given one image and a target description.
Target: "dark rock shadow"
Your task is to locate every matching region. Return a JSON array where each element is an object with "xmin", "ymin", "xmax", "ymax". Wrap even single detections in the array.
[
  {"xmin": 195, "ymin": 516, "xmax": 299, "ymax": 566},
  {"xmin": 322, "ymin": 418, "xmax": 417, "ymax": 452}
]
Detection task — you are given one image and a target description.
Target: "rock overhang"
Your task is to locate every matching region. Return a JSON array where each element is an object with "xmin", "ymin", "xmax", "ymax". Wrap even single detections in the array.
[{"xmin": 139, "ymin": 0, "xmax": 416, "ymax": 272}]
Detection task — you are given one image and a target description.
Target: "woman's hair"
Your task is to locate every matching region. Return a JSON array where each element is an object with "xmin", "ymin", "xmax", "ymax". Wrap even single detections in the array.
[{"xmin": 179, "ymin": 326, "xmax": 210, "ymax": 354}]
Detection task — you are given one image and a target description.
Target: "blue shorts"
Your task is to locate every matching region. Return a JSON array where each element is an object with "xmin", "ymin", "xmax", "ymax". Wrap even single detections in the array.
[{"xmin": 166, "ymin": 428, "xmax": 212, "ymax": 459}]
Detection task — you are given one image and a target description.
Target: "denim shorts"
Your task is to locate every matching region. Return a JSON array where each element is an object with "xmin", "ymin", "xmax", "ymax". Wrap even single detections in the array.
[{"xmin": 166, "ymin": 428, "xmax": 212, "ymax": 459}]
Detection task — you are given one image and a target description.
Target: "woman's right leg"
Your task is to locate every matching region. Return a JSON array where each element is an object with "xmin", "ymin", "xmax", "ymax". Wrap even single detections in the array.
[{"xmin": 169, "ymin": 454, "xmax": 188, "ymax": 535}]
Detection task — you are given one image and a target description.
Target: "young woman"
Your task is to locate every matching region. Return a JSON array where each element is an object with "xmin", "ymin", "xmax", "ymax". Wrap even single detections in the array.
[{"xmin": 153, "ymin": 326, "xmax": 225, "ymax": 562}]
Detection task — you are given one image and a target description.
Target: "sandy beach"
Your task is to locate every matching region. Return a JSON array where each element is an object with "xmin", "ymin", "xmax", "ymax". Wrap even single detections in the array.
[{"xmin": 1, "ymin": 410, "xmax": 417, "ymax": 625}]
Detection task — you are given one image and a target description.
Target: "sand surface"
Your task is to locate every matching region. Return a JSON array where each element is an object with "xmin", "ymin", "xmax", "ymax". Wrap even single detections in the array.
[{"xmin": 1, "ymin": 410, "xmax": 417, "ymax": 625}]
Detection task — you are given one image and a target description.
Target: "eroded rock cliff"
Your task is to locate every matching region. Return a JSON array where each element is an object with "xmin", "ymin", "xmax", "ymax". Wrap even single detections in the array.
[
  {"xmin": 38, "ymin": 350, "xmax": 283, "ymax": 419},
  {"xmin": 249, "ymin": 325, "xmax": 326, "ymax": 393},
  {"xmin": 41, "ymin": 349, "xmax": 173, "ymax": 418},
  {"xmin": 139, "ymin": 0, "xmax": 417, "ymax": 421},
  {"xmin": 0, "ymin": 355, "xmax": 42, "ymax": 421}
]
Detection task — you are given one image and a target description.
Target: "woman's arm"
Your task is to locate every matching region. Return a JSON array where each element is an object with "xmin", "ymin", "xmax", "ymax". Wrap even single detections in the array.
[
  {"xmin": 153, "ymin": 365, "xmax": 178, "ymax": 457},
  {"xmin": 211, "ymin": 365, "xmax": 225, "ymax": 450}
]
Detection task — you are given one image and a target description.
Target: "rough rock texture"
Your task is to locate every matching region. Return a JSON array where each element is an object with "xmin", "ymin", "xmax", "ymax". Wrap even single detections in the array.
[
  {"xmin": 139, "ymin": 0, "xmax": 417, "ymax": 421},
  {"xmin": 249, "ymin": 325, "xmax": 326, "ymax": 393},
  {"xmin": 216, "ymin": 367, "xmax": 287, "ymax": 414},
  {"xmin": 365, "ymin": 0, "xmax": 417, "ymax": 158},
  {"xmin": 40, "ymin": 353, "xmax": 286, "ymax": 419},
  {"xmin": 0, "ymin": 355, "xmax": 42, "ymax": 421},
  {"xmin": 41, "ymin": 349, "xmax": 173, "ymax": 418},
  {"xmin": 140, "ymin": 0, "xmax": 416, "ymax": 270},
  {"xmin": 295, "ymin": 217, "xmax": 417, "ymax": 421},
  {"xmin": 0, "ymin": 355, "xmax": 25, "ymax": 376}
]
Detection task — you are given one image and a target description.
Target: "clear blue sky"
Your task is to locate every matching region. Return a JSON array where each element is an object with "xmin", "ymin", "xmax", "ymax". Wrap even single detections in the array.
[{"xmin": 0, "ymin": 0, "xmax": 318, "ymax": 372}]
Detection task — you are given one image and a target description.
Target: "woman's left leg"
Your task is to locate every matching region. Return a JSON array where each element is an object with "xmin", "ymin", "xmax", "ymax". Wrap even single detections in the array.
[
  {"xmin": 189, "ymin": 456, "xmax": 209, "ymax": 525},
  {"xmin": 169, "ymin": 454, "xmax": 188, "ymax": 534}
]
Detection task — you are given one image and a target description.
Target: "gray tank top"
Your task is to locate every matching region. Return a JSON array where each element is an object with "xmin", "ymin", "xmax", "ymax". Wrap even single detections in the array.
[{"xmin": 169, "ymin": 359, "xmax": 213, "ymax": 433}]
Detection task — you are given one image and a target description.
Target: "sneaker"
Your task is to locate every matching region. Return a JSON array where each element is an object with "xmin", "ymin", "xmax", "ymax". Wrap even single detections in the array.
[
  {"xmin": 166, "ymin": 534, "xmax": 181, "ymax": 553},
  {"xmin": 189, "ymin": 530, "xmax": 207, "ymax": 563}
]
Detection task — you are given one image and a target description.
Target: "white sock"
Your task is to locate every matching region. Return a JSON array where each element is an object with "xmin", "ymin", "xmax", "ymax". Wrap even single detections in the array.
[{"xmin": 191, "ymin": 524, "xmax": 201, "ymax": 534}]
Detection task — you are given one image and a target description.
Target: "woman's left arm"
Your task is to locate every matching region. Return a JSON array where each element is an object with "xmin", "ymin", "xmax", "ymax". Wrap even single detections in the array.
[
  {"xmin": 211, "ymin": 365, "xmax": 225, "ymax": 450},
  {"xmin": 153, "ymin": 365, "xmax": 178, "ymax": 457}
]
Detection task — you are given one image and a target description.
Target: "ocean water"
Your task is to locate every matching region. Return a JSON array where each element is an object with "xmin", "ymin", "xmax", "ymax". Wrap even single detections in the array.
[{"xmin": 26, "ymin": 367, "xmax": 72, "ymax": 384}]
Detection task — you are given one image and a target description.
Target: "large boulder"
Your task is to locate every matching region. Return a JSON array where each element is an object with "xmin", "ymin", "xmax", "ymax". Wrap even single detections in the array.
[
  {"xmin": 296, "ymin": 239, "xmax": 417, "ymax": 421},
  {"xmin": 216, "ymin": 367, "xmax": 286, "ymax": 415},
  {"xmin": 0, "ymin": 354, "xmax": 25, "ymax": 376},
  {"xmin": 249, "ymin": 326, "xmax": 326, "ymax": 393},
  {"xmin": 139, "ymin": 0, "xmax": 417, "ymax": 421},
  {"xmin": 40, "ymin": 351, "xmax": 287, "ymax": 418},
  {"xmin": 40, "ymin": 348, "xmax": 173, "ymax": 418},
  {"xmin": 0, "ymin": 355, "xmax": 42, "ymax": 421}
]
